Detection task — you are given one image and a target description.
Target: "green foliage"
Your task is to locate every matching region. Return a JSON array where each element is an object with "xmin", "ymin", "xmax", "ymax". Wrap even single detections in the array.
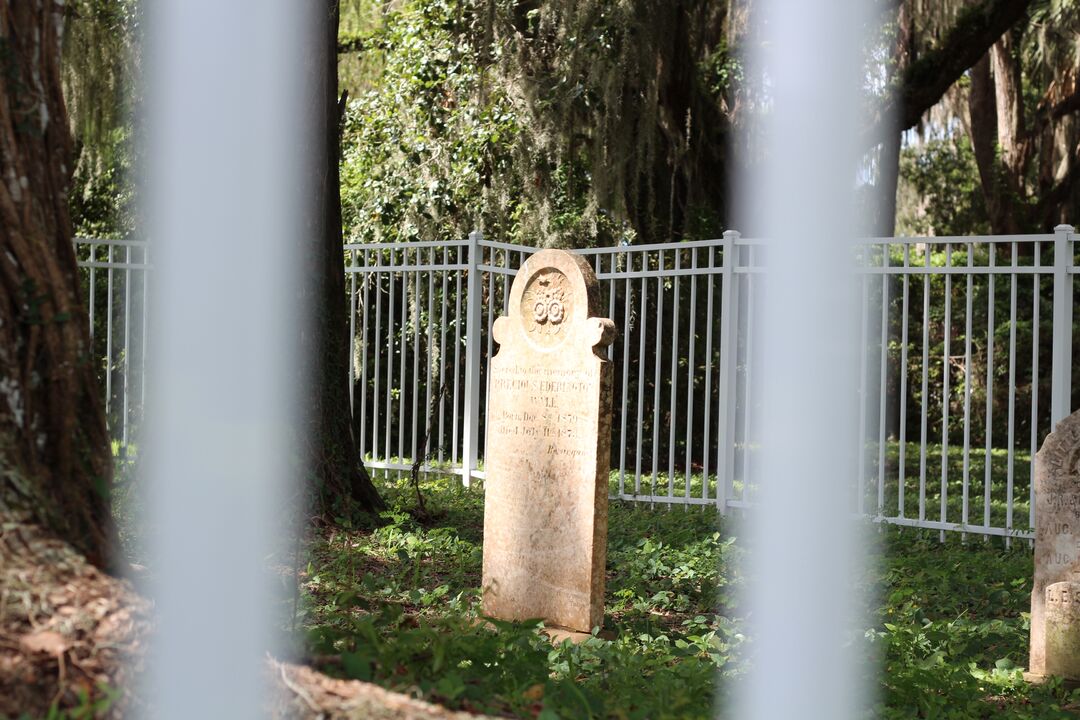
[
  {"xmin": 700, "ymin": 39, "xmax": 744, "ymax": 103},
  {"xmin": 340, "ymin": 1, "xmax": 523, "ymax": 245},
  {"xmin": 337, "ymin": 0, "xmax": 389, "ymax": 98},
  {"xmin": 869, "ymin": 441, "xmax": 1034, "ymax": 533},
  {"xmin": 339, "ymin": 0, "xmax": 732, "ymax": 248},
  {"xmin": 61, "ymin": 1, "xmax": 138, "ymax": 156},
  {"xmin": 301, "ymin": 467, "xmax": 1080, "ymax": 719},
  {"xmin": 68, "ymin": 126, "xmax": 136, "ymax": 238},
  {"xmin": 896, "ymin": 134, "xmax": 990, "ymax": 238},
  {"xmin": 302, "ymin": 473, "xmax": 736, "ymax": 718},
  {"xmin": 871, "ymin": 532, "xmax": 1080, "ymax": 719},
  {"xmin": 875, "ymin": 242, "xmax": 1080, "ymax": 448},
  {"xmin": 61, "ymin": 0, "xmax": 140, "ymax": 238}
]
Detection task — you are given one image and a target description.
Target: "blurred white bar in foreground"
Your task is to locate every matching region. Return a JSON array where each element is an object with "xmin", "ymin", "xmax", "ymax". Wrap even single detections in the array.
[{"xmin": 140, "ymin": 2, "xmax": 312, "ymax": 717}]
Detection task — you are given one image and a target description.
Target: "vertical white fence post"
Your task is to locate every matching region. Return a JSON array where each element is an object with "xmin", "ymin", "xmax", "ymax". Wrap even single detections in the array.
[
  {"xmin": 462, "ymin": 230, "xmax": 484, "ymax": 487},
  {"xmin": 1051, "ymin": 224, "xmax": 1075, "ymax": 425},
  {"xmin": 717, "ymin": 230, "xmax": 741, "ymax": 513}
]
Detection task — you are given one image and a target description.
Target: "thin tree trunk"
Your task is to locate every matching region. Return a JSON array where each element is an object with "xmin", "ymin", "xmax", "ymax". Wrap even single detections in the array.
[
  {"xmin": 308, "ymin": 0, "xmax": 384, "ymax": 515},
  {"xmin": 875, "ymin": 130, "xmax": 902, "ymax": 237},
  {"xmin": 0, "ymin": 1, "xmax": 115, "ymax": 569},
  {"xmin": 874, "ymin": 1, "xmax": 911, "ymax": 238}
]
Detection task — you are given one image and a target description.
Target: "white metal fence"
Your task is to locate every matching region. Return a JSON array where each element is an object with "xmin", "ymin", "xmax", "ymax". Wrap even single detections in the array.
[
  {"xmin": 76, "ymin": 238, "xmax": 151, "ymax": 452},
  {"xmin": 844, "ymin": 228, "xmax": 1077, "ymax": 543},
  {"xmin": 76, "ymin": 225, "xmax": 1077, "ymax": 539}
]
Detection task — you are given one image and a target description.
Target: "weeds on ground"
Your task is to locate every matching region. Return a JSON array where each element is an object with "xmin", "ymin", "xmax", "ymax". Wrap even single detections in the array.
[
  {"xmin": 301, "ymin": 472, "xmax": 738, "ymax": 718},
  {"xmin": 870, "ymin": 531, "xmax": 1080, "ymax": 719},
  {"xmin": 13, "ymin": 685, "xmax": 121, "ymax": 720},
  {"xmin": 300, "ymin": 469, "xmax": 1080, "ymax": 719}
]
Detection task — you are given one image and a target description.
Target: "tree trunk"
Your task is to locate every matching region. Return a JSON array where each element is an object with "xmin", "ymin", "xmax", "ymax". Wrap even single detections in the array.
[
  {"xmin": 0, "ymin": 2, "xmax": 115, "ymax": 569},
  {"xmin": 307, "ymin": 0, "xmax": 384, "ymax": 515},
  {"xmin": 874, "ymin": 130, "xmax": 902, "ymax": 237},
  {"xmin": 990, "ymin": 32, "xmax": 1026, "ymax": 187},
  {"xmin": 872, "ymin": 1, "xmax": 912, "ymax": 238},
  {"xmin": 968, "ymin": 52, "xmax": 1020, "ymax": 235},
  {"xmin": 863, "ymin": 0, "xmax": 1032, "ymax": 149}
]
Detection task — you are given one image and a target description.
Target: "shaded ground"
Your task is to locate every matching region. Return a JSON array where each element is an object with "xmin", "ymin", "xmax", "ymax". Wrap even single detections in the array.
[
  {"xmin": 298, "ymin": 474, "xmax": 736, "ymax": 719},
  {"xmin": 300, "ymin": 472, "xmax": 1080, "ymax": 719},
  {"xmin": 8, "ymin": 465, "xmax": 1080, "ymax": 718},
  {"xmin": 0, "ymin": 511, "xmax": 490, "ymax": 719},
  {"xmin": 0, "ymin": 513, "xmax": 150, "ymax": 718}
]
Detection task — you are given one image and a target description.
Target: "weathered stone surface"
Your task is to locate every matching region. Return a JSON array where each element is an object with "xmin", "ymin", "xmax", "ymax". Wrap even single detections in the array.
[
  {"xmin": 1030, "ymin": 409, "xmax": 1080, "ymax": 679},
  {"xmin": 481, "ymin": 249, "xmax": 616, "ymax": 633},
  {"xmin": 1045, "ymin": 582, "xmax": 1080, "ymax": 680}
]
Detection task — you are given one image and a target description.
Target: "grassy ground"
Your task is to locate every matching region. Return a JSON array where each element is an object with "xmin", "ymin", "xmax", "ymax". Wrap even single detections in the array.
[
  {"xmin": 106, "ymin": 441, "xmax": 1075, "ymax": 718},
  {"xmin": 302, "ymin": 474, "xmax": 733, "ymax": 719},
  {"xmin": 298, "ymin": 470, "xmax": 1080, "ymax": 720}
]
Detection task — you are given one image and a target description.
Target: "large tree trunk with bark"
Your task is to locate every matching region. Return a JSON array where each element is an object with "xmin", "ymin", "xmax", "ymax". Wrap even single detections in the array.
[
  {"xmin": 969, "ymin": 52, "xmax": 1013, "ymax": 234},
  {"xmin": 0, "ymin": 2, "xmax": 115, "ymax": 569},
  {"xmin": 307, "ymin": 0, "xmax": 384, "ymax": 515},
  {"xmin": 966, "ymin": 24, "xmax": 1080, "ymax": 234},
  {"xmin": 990, "ymin": 32, "xmax": 1026, "ymax": 185}
]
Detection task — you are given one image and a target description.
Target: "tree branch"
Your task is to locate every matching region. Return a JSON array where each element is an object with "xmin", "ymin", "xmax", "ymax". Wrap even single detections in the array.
[
  {"xmin": 1031, "ymin": 88, "xmax": 1080, "ymax": 137},
  {"xmin": 1050, "ymin": 89, "xmax": 1080, "ymax": 120},
  {"xmin": 863, "ymin": 0, "xmax": 1032, "ymax": 148}
]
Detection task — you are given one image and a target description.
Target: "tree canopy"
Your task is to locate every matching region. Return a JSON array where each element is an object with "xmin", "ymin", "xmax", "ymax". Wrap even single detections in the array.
[
  {"xmin": 334, "ymin": 0, "xmax": 1080, "ymax": 246},
  {"xmin": 61, "ymin": 0, "xmax": 1080, "ymax": 243}
]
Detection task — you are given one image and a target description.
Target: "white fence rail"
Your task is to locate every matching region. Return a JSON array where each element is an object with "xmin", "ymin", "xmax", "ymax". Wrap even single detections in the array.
[{"xmin": 76, "ymin": 226, "xmax": 1077, "ymax": 540}]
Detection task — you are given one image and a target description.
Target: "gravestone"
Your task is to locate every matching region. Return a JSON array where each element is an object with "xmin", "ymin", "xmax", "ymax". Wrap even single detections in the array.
[
  {"xmin": 481, "ymin": 248, "xmax": 616, "ymax": 633},
  {"xmin": 1028, "ymin": 409, "xmax": 1080, "ymax": 682}
]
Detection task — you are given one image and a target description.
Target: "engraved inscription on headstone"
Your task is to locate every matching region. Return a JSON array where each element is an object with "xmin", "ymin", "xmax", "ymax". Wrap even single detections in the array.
[
  {"xmin": 481, "ymin": 249, "xmax": 616, "ymax": 633},
  {"xmin": 1045, "ymin": 582, "xmax": 1080, "ymax": 679},
  {"xmin": 1029, "ymin": 409, "xmax": 1080, "ymax": 681}
]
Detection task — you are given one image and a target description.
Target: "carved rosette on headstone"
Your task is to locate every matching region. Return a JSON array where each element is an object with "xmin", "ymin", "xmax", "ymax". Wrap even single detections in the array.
[
  {"xmin": 481, "ymin": 249, "xmax": 616, "ymax": 633},
  {"xmin": 1028, "ymin": 409, "xmax": 1080, "ymax": 682}
]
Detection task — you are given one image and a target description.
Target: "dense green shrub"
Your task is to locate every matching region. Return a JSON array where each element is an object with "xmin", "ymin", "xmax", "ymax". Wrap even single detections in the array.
[
  {"xmin": 338, "ymin": 0, "xmax": 732, "ymax": 248},
  {"xmin": 896, "ymin": 135, "xmax": 990, "ymax": 238}
]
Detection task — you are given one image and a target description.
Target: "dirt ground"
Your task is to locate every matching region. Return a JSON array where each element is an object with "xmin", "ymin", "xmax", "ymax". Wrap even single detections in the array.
[{"xmin": 0, "ymin": 514, "xmax": 487, "ymax": 719}]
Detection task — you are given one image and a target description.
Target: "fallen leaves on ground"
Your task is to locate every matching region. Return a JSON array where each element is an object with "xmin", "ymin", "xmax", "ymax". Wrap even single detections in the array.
[
  {"xmin": 0, "ymin": 513, "xmax": 492, "ymax": 719},
  {"xmin": 0, "ymin": 513, "xmax": 151, "ymax": 718}
]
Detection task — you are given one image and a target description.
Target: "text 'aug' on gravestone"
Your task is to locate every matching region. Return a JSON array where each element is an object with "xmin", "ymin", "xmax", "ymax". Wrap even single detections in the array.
[{"xmin": 481, "ymin": 248, "xmax": 616, "ymax": 633}]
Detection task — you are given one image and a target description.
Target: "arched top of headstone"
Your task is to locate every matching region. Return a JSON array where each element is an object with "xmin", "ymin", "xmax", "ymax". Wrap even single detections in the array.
[
  {"xmin": 492, "ymin": 249, "xmax": 615, "ymax": 356},
  {"xmin": 1038, "ymin": 409, "xmax": 1080, "ymax": 480}
]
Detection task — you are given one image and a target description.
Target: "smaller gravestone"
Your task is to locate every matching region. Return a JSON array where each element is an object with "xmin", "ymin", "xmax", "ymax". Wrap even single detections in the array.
[
  {"xmin": 1028, "ymin": 409, "xmax": 1080, "ymax": 683},
  {"xmin": 481, "ymin": 248, "xmax": 615, "ymax": 633}
]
